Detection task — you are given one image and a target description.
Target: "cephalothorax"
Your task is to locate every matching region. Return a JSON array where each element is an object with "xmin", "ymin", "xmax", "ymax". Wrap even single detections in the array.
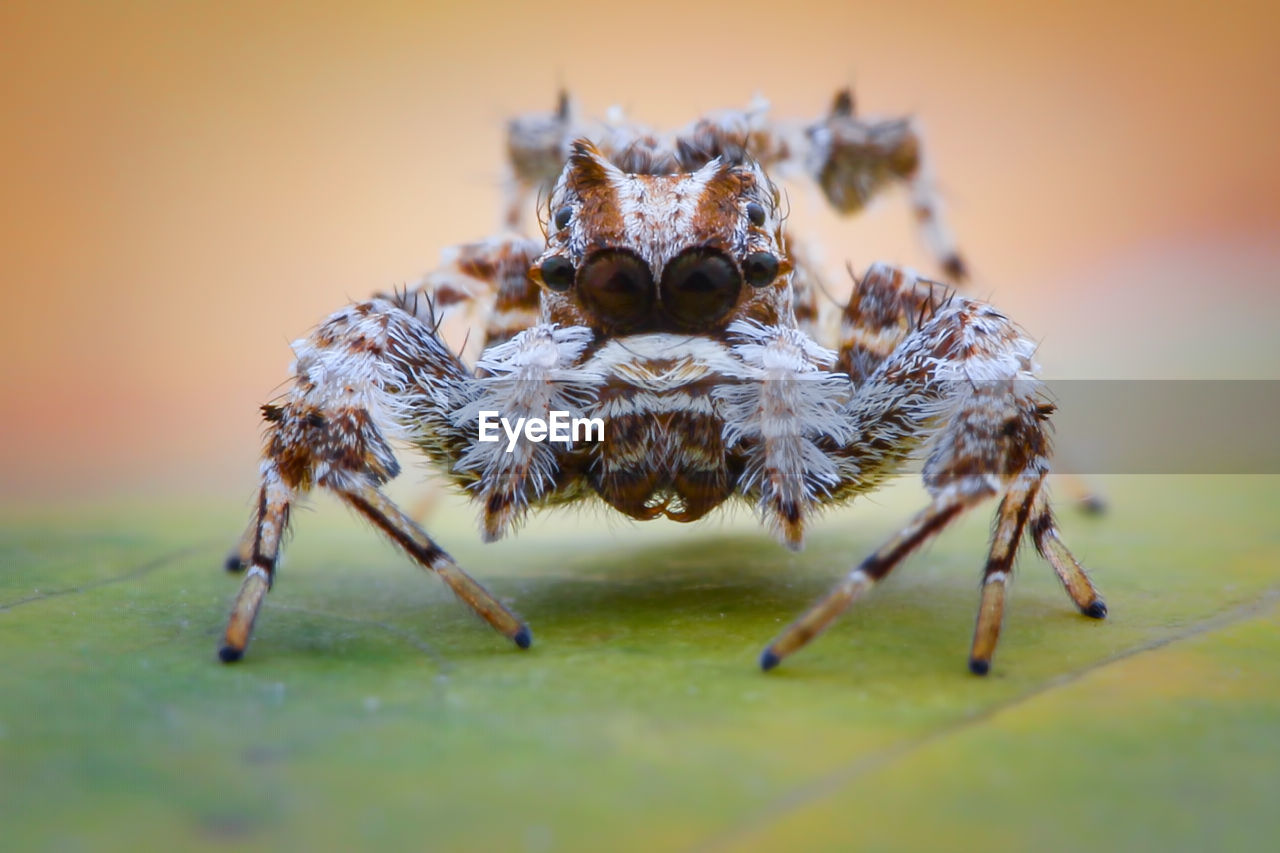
[{"xmin": 221, "ymin": 91, "xmax": 1105, "ymax": 675}]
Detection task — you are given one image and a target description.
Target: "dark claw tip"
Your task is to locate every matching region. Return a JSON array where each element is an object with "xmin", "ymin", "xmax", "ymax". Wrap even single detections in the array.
[
  {"xmin": 1083, "ymin": 600, "xmax": 1108, "ymax": 619},
  {"xmin": 968, "ymin": 657, "xmax": 991, "ymax": 676},
  {"xmin": 218, "ymin": 645, "xmax": 244, "ymax": 663},
  {"xmin": 224, "ymin": 554, "xmax": 246, "ymax": 573},
  {"xmin": 1080, "ymin": 495, "xmax": 1108, "ymax": 515},
  {"xmin": 513, "ymin": 625, "xmax": 532, "ymax": 650},
  {"xmin": 760, "ymin": 648, "xmax": 781, "ymax": 672}
]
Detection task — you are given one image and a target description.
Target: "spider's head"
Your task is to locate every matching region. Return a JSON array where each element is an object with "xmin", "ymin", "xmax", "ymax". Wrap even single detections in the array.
[{"xmin": 530, "ymin": 140, "xmax": 792, "ymax": 336}]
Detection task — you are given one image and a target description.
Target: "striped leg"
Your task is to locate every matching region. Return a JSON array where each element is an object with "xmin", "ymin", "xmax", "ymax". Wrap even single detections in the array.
[
  {"xmin": 504, "ymin": 90, "xmax": 575, "ymax": 229},
  {"xmin": 219, "ymin": 482, "xmax": 290, "ymax": 662},
  {"xmin": 835, "ymin": 263, "xmax": 950, "ymax": 382},
  {"xmin": 1058, "ymin": 472, "xmax": 1109, "ymax": 515},
  {"xmin": 219, "ymin": 470, "xmax": 529, "ymax": 663},
  {"xmin": 803, "ymin": 90, "xmax": 967, "ymax": 282},
  {"xmin": 969, "ymin": 477, "xmax": 1039, "ymax": 675},
  {"xmin": 338, "ymin": 483, "xmax": 529, "ymax": 647},
  {"xmin": 219, "ymin": 295, "xmax": 533, "ymax": 663},
  {"xmin": 223, "ymin": 517, "xmax": 256, "ymax": 573},
  {"xmin": 760, "ymin": 488, "xmax": 985, "ymax": 671},
  {"xmin": 1030, "ymin": 489, "xmax": 1107, "ymax": 618},
  {"xmin": 766, "ymin": 266, "xmax": 1103, "ymax": 675},
  {"xmin": 387, "ymin": 234, "xmax": 543, "ymax": 364},
  {"xmin": 969, "ymin": 481, "xmax": 1107, "ymax": 675},
  {"xmin": 906, "ymin": 146, "xmax": 967, "ymax": 283}
]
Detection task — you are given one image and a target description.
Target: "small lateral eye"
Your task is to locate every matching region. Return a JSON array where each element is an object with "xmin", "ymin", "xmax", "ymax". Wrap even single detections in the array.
[
  {"xmin": 746, "ymin": 202, "xmax": 766, "ymax": 227},
  {"xmin": 539, "ymin": 255, "xmax": 575, "ymax": 291},
  {"xmin": 554, "ymin": 206, "xmax": 573, "ymax": 230},
  {"xmin": 743, "ymin": 252, "xmax": 779, "ymax": 288}
]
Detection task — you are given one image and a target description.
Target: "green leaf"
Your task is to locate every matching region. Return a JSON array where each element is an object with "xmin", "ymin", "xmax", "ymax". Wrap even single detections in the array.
[{"xmin": 2, "ymin": 476, "xmax": 1277, "ymax": 850}]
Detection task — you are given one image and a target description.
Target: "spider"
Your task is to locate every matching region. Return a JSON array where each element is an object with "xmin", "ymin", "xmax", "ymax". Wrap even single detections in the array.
[{"xmin": 220, "ymin": 90, "xmax": 1106, "ymax": 675}]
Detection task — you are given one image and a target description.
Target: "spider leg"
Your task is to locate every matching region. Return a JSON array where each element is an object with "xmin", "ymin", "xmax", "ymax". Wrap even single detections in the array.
[
  {"xmin": 969, "ymin": 482, "xmax": 1106, "ymax": 672},
  {"xmin": 385, "ymin": 234, "xmax": 544, "ymax": 364},
  {"xmin": 223, "ymin": 515, "xmax": 255, "ymax": 572},
  {"xmin": 504, "ymin": 90, "xmax": 576, "ymax": 229},
  {"xmin": 337, "ymin": 482, "xmax": 529, "ymax": 646},
  {"xmin": 762, "ymin": 264, "xmax": 1103, "ymax": 675},
  {"xmin": 969, "ymin": 475, "xmax": 1038, "ymax": 674},
  {"xmin": 220, "ymin": 482, "xmax": 289, "ymax": 661},
  {"xmin": 372, "ymin": 235, "xmax": 546, "ymax": 526},
  {"xmin": 801, "ymin": 90, "xmax": 967, "ymax": 282},
  {"xmin": 1029, "ymin": 488, "xmax": 1107, "ymax": 617},
  {"xmin": 640, "ymin": 91, "xmax": 964, "ymax": 287},
  {"xmin": 220, "ymin": 468, "xmax": 530, "ymax": 663},
  {"xmin": 761, "ymin": 488, "xmax": 979, "ymax": 670},
  {"xmin": 836, "ymin": 265, "xmax": 1111, "ymax": 516},
  {"xmin": 1057, "ymin": 471, "xmax": 1109, "ymax": 515},
  {"xmin": 834, "ymin": 262, "xmax": 948, "ymax": 380},
  {"xmin": 904, "ymin": 135, "xmax": 967, "ymax": 283},
  {"xmin": 218, "ymin": 296, "xmax": 532, "ymax": 663}
]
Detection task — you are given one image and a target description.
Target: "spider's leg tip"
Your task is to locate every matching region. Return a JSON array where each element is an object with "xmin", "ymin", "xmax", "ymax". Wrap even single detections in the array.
[
  {"xmin": 218, "ymin": 645, "xmax": 244, "ymax": 664},
  {"xmin": 943, "ymin": 255, "xmax": 968, "ymax": 283},
  {"xmin": 513, "ymin": 625, "xmax": 533, "ymax": 650},
  {"xmin": 1083, "ymin": 600, "xmax": 1108, "ymax": 619},
  {"xmin": 759, "ymin": 648, "xmax": 782, "ymax": 672},
  {"xmin": 1079, "ymin": 494, "xmax": 1108, "ymax": 515},
  {"xmin": 968, "ymin": 657, "xmax": 991, "ymax": 676}
]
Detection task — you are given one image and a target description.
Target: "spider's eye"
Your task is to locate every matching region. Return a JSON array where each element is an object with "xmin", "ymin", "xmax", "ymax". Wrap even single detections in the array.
[
  {"xmin": 742, "ymin": 252, "xmax": 779, "ymax": 288},
  {"xmin": 539, "ymin": 255, "xmax": 576, "ymax": 291},
  {"xmin": 578, "ymin": 250, "xmax": 654, "ymax": 331},
  {"xmin": 554, "ymin": 206, "xmax": 573, "ymax": 230},
  {"xmin": 660, "ymin": 249, "xmax": 742, "ymax": 329},
  {"xmin": 746, "ymin": 202, "xmax": 766, "ymax": 227}
]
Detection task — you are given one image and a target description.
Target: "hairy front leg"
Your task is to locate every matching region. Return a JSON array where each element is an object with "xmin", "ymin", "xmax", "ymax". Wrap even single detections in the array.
[
  {"xmin": 764, "ymin": 270, "xmax": 1104, "ymax": 675},
  {"xmin": 831, "ymin": 263, "xmax": 1109, "ymax": 515},
  {"xmin": 361, "ymin": 235, "xmax": 550, "ymax": 527},
  {"xmin": 219, "ymin": 298, "xmax": 531, "ymax": 663}
]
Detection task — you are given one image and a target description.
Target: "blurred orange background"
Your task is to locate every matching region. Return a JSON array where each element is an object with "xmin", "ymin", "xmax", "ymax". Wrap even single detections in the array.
[{"xmin": 1, "ymin": 0, "xmax": 1277, "ymax": 503}]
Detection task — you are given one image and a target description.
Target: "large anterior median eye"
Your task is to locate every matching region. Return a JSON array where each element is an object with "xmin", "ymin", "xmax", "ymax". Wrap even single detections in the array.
[
  {"xmin": 659, "ymin": 249, "xmax": 742, "ymax": 330},
  {"xmin": 577, "ymin": 249, "xmax": 655, "ymax": 332}
]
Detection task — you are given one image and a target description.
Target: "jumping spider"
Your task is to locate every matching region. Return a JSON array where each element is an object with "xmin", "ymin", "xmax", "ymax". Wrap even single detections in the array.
[{"xmin": 221, "ymin": 90, "xmax": 1105, "ymax": 675}]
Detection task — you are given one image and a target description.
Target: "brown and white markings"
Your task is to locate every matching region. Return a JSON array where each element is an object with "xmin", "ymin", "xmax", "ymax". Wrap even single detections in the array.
[
  {"xmin": 221, "ymin": 92, "xmax": 1105, "ymax": 675},
  {"xmin": 506, "ymin": 88, "xmax": 967, "ymax": 283}
]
